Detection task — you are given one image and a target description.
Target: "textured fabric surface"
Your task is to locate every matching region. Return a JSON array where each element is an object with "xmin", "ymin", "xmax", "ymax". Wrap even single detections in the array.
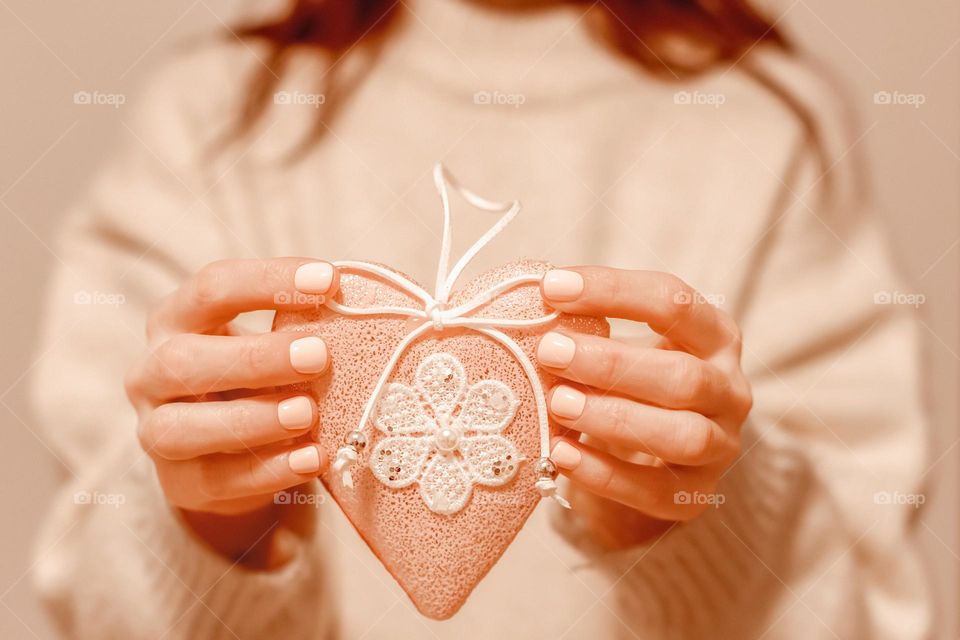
[
  {"xmin": 27, "ymin": 0, "xmax": 931, "ymax": 636},
  {"xmin": 274, "ymin": 259, "xmax": 608, "ymax": 618}
]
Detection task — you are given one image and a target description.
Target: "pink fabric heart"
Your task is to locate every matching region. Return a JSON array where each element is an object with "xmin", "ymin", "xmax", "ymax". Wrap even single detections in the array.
[{"xmin": 274, "ymin": 258, "xmax": 608, "ymax": 618}]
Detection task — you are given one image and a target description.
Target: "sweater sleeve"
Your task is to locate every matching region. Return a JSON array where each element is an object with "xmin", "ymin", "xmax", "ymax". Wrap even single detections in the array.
[
  {"xmin": 553, "ymin": 118, "xmax": 931, "ymax": 638},
  {"xmin": 28, "ymin": 56, "xmax": 335, "ymax": 640}
]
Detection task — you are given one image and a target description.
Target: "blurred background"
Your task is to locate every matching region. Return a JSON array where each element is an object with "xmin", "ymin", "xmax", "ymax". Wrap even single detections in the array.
[{"xmin": 0, "ymin": 0, "xmax": 956, "ymax": 637}]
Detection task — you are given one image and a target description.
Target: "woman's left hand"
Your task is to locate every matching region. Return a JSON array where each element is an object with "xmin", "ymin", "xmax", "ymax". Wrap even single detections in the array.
[{"xmin": 537, "ymin": 267, "xmax": 752, "ymax": 545}]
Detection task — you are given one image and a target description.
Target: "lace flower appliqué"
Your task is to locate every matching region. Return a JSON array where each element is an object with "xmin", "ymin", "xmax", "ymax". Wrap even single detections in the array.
[{"xmin": 369, "ymin": 353, "xmax": 522, "ymax": 515}]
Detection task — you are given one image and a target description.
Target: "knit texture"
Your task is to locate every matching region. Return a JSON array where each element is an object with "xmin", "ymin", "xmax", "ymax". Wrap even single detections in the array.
[{"xmin": 29, "ymin": 0, "xmax": 930, "ymax": 637}]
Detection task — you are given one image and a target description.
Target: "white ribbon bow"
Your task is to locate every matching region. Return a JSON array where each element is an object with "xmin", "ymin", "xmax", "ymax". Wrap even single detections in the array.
[{"xmin": 326, "ymin": 164, "xmax": 570, "ymax": 509}]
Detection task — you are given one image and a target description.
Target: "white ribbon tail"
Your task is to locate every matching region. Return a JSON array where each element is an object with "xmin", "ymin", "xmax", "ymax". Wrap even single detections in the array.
[
  {"xmin": 535, "ymin": 478, "xmax": 572, "ymax": 509},
  {"xmin": 331, "ymin": 446, "xmax": 359, "ymax": 489}
]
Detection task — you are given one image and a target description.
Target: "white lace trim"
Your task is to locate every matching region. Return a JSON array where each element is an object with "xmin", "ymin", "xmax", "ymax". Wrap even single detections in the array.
[{"xmin": 369, "ymin": 353, "xmax": 522, "ymax": 515}]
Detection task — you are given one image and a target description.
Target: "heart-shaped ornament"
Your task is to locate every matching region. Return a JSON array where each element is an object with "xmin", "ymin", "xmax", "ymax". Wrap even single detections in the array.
[
  {"xmin": 274, "ymin": 259, "xmax": 607, "ymax": 618},
  {"xmin": 272, "ymin": 165, "xmax": 609, "ymax": 618}
]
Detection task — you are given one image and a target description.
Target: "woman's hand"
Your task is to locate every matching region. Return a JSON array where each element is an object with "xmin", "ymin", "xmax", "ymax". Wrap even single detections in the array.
[
  {"xmin": 125, "ymin": 258, "xmax": 339, "ymax": 566},
  {"xmin": 538, "ymin": 267, "xmax": 752, "ymax": 547}
]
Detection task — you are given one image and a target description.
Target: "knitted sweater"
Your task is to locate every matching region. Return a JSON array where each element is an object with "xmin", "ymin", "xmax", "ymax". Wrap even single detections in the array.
[{"xmin": 29, "ymin": 0, "xmax": 930, "ymax": 637}]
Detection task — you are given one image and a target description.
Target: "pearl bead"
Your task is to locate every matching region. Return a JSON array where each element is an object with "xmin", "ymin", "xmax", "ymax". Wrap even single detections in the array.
[{"xmin": 435, "ymin": 427, "xmax": 461, "ymax": 452}]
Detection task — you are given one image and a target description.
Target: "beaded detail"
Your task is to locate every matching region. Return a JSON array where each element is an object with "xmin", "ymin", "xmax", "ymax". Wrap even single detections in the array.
[{"xmin": 369, "ymin": 353, "xmax": 521, "ymax": 515}]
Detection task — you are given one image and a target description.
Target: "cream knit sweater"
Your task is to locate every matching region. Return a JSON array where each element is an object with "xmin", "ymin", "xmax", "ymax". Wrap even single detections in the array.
[{"xmin": 30, "ymin": 1, "xmax": 930, "ymax": 638}]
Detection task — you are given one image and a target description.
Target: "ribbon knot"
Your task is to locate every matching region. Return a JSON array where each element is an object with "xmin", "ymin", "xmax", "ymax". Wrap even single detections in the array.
[
  {"xmin": 426, "ymin": 302, "xmax": 447, "ymax": 331},
  {"xmin": 331, "ymin": 446, "xmax": 359, "ymax": 489},
  {"xmin": 325, "ymin": 164, "xmax": 569, "ymax": 509}
]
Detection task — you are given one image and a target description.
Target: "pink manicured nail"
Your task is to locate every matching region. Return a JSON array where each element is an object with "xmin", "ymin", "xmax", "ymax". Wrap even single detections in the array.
[
  {"xmin": 542, "ymin": 269, "xmax": 584, "ymax": 301},
  {"xmin": 551, "ymin": 385, "xmax": 586, "ymax": 420},
  {"xmin": 537, "ymin": 332, "xmax": 576, "ymax": 368},
  {"xmin": 278, "ymin": 396, "xmax": 314, "ymax": 430},
  {"xmin": 290, "ymin": 336, "xmax": 328, "ymax": 374},
  {"xmin": 550, "ymin": 440, "xmax": 582, "ymax": 470},
  {"xmin": 294, "ymin": 262, "xmax": 334, "ymax": 294},
  {"xmin": 288, "ymin": 445, "xmax": 321, "ymax": 474}
]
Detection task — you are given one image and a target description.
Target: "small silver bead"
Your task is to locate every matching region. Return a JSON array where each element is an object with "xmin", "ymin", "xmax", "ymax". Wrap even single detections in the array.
[
  {"xmin": 536, "ymin": 457, "xmax": 558, "ymax": 480},
  {"xmin": 344, "ymin": 430, "xmax": 367, "ymax": 450}
]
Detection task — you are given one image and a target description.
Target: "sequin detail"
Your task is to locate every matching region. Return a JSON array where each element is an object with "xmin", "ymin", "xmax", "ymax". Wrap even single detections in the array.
[{"xmin": 369, "ymin": 353, "xmax": 521, "ymax": 515}]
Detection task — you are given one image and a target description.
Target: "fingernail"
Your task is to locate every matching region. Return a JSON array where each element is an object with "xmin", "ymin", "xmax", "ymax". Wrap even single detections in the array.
[
  {"xmin": 537, "ymin": 332, "xmax": 576, "ymax": 368},
  {"xmin": 551, "ymin": 385, "xmax": 586, "ymax": 420},
  {"xmin": 542, "ymin": 269, "xmax": 583, "ymax": 301},
  {"xmin": 290, "ymin": 336, "xmax": 328, "ymax": 374},
  {"xmin": 550, "ymin": 440, "xmax": 582, "ymax": 470},
  {"xmin": 288, "ymin": 445, "xmax": 321, "ymax": 474},
  {"xmin": 278, "ymin": 396, "xmax": 314, "ymax": 430},
  {"xmin": 294, "ymin": 262, "xmax": 334, "ymax": 294}
]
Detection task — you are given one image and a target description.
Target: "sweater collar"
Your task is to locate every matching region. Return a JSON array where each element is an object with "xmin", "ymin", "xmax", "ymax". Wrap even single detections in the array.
[{"xmin": 375, "ymin": 0, "xmax": 639, "ymax": 104}]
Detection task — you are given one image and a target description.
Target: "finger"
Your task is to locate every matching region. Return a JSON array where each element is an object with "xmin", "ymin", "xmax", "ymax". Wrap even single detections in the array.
[
  {"xmin": 549, "ymin": 437, "xmax": 715, "ymax": 521},
  {"xmin": 160, "ymin": 443, "xmax": 328, "ymax": 506},
  {"xmin": 140, "ymin": 394, "xmax": 318, "ymax": 461},
  {"xmin": 130, "ymin": 332, "xmax": 329, "ymax": 402},
  {"xmin": 541, "ymin": 267, "xmax": 738, "ymax": 356},
  {"xmin": 150, "ymin": 258, "xmax": 339, "ymax": 339},
  {"xmin": 547, "ymin": 385, "xmax": 736, "ymax": 465},
  {"xmin": 536, "ymin": 331, "xmax": 734, "ymax": 413},
  {"xmin": 195, "ymin": 483, "xmax": 322, "ymax": 516}
]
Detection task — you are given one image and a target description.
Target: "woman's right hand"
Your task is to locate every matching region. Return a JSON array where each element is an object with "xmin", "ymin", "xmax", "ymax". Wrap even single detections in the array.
[{"xmin": 124, "ymin": 258, "xmax": 339, "ymax": 565}]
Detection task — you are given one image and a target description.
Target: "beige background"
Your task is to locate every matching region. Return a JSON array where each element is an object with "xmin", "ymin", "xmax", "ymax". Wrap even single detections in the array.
[{"xmin": 0, "ymin": 1, "xmax": 956, "ymax": 637}]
